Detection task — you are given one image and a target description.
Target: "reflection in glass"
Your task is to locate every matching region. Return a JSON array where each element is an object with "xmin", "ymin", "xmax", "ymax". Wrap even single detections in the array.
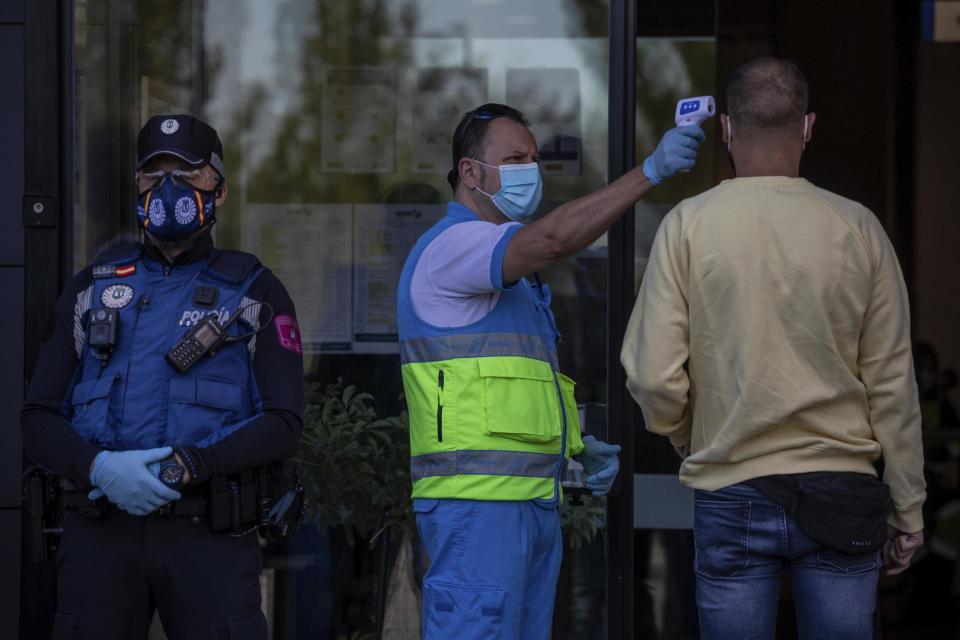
[
  {"xmin": 632, "ymin": 37, "xmax": 717, "ymax": 640},
  {"xmin": 74, "ymin": 0, "xmax": 613, "ymax": 637}
]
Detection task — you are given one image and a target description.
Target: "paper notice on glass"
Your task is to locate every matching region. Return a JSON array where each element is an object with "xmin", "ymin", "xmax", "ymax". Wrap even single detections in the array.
[
  {"xmin": 411, "ymin": 68, "xmax": 487, "ymax": 174},
  {"xmin": 244, "ymin": 204, "xmax": 352, "ymax": 352},
  {"xmin": 506, "ymin": 68, "xmax": 582, "ymax": 176},
  {"xmin": 321, "ymin": 67, "xmax": 397, "ymax": 173},
  {"xmin": 353, "ymin": 204, "xmax": 444, "ymax": 351}
]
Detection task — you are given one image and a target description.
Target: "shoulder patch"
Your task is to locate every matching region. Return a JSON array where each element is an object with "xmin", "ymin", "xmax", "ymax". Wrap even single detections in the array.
[
  {"xmin": 274, "ymin": 315, "xmax": 303, "ymax": 354},
  {"xmin": 101, "ymin": 284, "xmax": 135, "ymax": 309}
]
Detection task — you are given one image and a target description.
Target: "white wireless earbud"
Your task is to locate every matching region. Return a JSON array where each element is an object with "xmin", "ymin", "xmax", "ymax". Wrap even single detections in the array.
[
  {"xmin": 802, "ymin": 114, "xmax": 809, "ymax": 149},
  {"xmin": 675, "ymin": 96, "xmax": 716, "ymax": 128},
  {"xmin": 726, "ymin": 118, "xmax": 733, "ymax": 153}
]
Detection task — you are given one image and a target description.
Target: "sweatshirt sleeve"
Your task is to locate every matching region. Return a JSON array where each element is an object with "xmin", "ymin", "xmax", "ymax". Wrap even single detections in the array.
[
  {"xmin": 21, "ymin": 268, "xmax": 103, "ymax": 485},
  {"xmin": 858, "ymin": 218, "xmax": 926, "ymax": 532},
  {"xmin": 621, "ymin": 209, "xmax": 692, "ymax": 448}
]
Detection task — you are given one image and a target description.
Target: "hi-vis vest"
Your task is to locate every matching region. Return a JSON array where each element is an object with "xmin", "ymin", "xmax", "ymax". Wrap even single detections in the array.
[
  {"xmin": 66, "ymin": 244, "xmax": 266, "ymax": 451},
  {"xmin": 397, "ymin": 203, "xmax": 585, "ymax": 502}
]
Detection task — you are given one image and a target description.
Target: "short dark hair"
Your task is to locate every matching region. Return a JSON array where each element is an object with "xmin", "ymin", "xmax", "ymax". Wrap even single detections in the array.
[
  {"xmin": 447, "ymin": 103, "xmax": 530, "ymax": 191},
  {"xmin": 726, "ymin": 57, "xmax": 809, "ymax": 133}
]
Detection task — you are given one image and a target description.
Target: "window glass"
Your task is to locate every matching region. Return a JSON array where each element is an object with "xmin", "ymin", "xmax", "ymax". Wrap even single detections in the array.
[
  {"xmin": 632, "ymin": 37, "xmax": 717, "ymax": 639},
  {"xmin": 74, "ymin": 1, "xmax": 612, "ymax": 636}
]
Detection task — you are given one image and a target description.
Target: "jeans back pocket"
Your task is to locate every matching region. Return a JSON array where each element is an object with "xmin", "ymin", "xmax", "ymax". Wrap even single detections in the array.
[
  {"xmin": 694, "ymin": 499, "xmax": 752, "ymax": 578},
  {"xmin": 816, "ymin": 545, "xmax": 881, "ymax": 574}
]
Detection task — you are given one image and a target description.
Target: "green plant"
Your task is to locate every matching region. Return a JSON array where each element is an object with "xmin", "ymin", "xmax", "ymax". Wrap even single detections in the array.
[
  {"xmin": 560, "ymin": 495, "xmax": 606, "ymax": 548},
  {"xmin": 298, "ymin": 380, "xmax": 413, "ymax": 545}
]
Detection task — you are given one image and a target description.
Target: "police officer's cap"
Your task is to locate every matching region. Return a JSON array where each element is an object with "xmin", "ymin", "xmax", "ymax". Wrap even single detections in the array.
[{"xmin": 137, "ymin": 115, "xmax": 225, "ymax": 179}]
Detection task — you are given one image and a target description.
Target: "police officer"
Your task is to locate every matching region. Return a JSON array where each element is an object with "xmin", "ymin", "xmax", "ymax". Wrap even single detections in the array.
[
  {"xmin": 21, "ymin": 115, "xmax": 304, "ymax": 639},
  {"xmin": 398, "ymin": 103, "xmax": 705, "ymax": 638}
]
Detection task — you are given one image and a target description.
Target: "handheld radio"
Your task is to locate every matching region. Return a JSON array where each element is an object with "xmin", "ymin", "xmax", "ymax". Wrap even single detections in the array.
[
  {"xmin": 166, "ymin": 302, "xmax": 273, "ymax": 373},
  {"xmin": 166, "ymin": 314, "xmax": 230, "ymax": 373}
]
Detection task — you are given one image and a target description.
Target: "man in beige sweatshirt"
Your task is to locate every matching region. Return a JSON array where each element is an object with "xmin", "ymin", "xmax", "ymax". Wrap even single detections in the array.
[{"xmin": 622, "ymin": 57, "xmax": 925, "ymax": 639}]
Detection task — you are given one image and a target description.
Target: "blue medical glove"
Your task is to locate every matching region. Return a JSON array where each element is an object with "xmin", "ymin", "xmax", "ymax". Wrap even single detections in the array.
[
  {"xmin": 577, "ymin": 435, "xmax": 621, "ymax": 496},
  {"xmin": 642, "ymin": 126, "xmax": 706, "ymax": 185},
  {"xmin": 90, "ymin": 461, "xmax": 164, "ymax": 501},
  {"xmin": 87, "ymin": 447, "xmax": 181, "ymax": 516}
]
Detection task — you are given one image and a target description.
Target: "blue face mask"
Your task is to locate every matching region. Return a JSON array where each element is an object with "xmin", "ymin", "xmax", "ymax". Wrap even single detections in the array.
[
  {"xmin": 472, "ymin": 159, "xmax": 543, "ymax": 223},
  {"xmin": 137, "ymin": 176, "xmax": 216, "ymax": 240}
]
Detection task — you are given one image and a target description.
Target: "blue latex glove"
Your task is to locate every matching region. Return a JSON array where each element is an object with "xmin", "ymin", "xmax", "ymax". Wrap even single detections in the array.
[
  {"xmin": 577, "ymin": 435, "xmax": 621, "ymax": 496},
  {"xmin": 88, "ymin": 447, "xmax": 181, "ymax": 515},
  {"xmin": 88, "ymin": 461, "xmax": 166, "ymax": 501},
  {"xmin": 642, "ymin": 126, "xmax": 706, "ymax": 185}
]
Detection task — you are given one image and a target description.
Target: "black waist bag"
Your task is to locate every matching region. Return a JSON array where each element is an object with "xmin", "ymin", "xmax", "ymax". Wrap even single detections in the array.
[{"xmin": 752, "ymin": 472, "xmax": 891, "ymax": 555}]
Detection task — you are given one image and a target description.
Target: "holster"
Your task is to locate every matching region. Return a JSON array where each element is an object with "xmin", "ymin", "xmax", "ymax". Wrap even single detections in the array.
[
  {"xmin": 207, "ymin": 469, "xmax": 258, "ymax": 534},
  {"xmin": 23, "ymin": 468, "xmax": 67, "ymax": 562},
  {"xmin": 255, "ymin": 459, "xmax": 306, "ymax": 542}
]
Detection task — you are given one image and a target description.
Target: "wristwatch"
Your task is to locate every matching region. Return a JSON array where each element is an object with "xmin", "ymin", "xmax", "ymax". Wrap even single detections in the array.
[{"xmin": 158, "ymin": 455, "xmax": 186, "ymax": 490}]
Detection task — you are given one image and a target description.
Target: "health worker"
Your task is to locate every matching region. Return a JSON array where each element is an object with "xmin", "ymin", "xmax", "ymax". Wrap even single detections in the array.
[{"xmin": 397, "ymin": 102, "xmax": 706, "ymax": 638}]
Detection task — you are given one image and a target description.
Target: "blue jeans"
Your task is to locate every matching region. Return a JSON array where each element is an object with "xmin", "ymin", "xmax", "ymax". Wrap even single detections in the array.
[
  {"xmin": 414, "ymin": 498, "xmax": 562, "ymax": 640},
  {"xmin": 694, "ymin": 482, "xmax": 881, "ymax": 640}
]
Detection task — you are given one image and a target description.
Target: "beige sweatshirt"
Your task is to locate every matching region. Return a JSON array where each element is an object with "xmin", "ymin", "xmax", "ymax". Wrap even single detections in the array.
[{"xmin": 621, "ymin": 177, "xmax": 926, "ymax": 533}]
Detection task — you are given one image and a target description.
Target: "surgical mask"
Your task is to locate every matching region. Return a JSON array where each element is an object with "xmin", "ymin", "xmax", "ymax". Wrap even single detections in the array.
[
  {"xmin": 137, "ymin": 175, "xmax": 215, "ymax": 240},
  {"xmin": 471, "ymin": 159, "xmax": 543, "ymax": 223}
]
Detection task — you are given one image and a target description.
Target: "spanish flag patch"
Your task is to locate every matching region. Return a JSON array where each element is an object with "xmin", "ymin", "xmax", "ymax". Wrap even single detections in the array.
[{"xmin": 116, "ymin": 264, "xmax": 136, "ymax": 277}]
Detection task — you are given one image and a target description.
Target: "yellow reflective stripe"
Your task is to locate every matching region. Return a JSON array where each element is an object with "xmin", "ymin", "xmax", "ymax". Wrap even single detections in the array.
[
  {"xmin": 412, "ymin": 474, "xmax": 556, "ymax": 502},
  {"xmin": 411, "ymin": 450, "xmax": 562, "ymax": 483}
]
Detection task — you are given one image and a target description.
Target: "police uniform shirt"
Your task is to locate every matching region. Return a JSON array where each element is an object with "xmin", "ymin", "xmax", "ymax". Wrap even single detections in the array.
[{"xmin": 21, "ymin": 232, "xmax": 305, "ymax": 487}]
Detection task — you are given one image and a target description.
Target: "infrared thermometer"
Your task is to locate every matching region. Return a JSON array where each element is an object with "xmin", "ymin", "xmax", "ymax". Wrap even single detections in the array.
[{"xmin": 675, "ymin": 96, "xmax": 715, "ymax": 127}]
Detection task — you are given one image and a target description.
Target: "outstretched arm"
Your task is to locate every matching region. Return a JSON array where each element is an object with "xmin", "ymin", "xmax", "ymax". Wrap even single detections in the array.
[{"xmin": 503, "ymin": 126, "xmax": 705, "ymax": 282}]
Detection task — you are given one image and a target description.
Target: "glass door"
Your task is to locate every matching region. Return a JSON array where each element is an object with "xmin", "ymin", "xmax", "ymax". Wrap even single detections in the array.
[
  {"xmin": 72, "ymin": 1, "xmax": 616, "ymax": 637},
  {"xmin": 630, "ymin": 35, "xmax": 717, "ymax": 640}
]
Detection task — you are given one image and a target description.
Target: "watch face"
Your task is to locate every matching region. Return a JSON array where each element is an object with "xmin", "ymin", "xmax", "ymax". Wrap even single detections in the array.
[{"xmin": 160, "ymin": 462, "xmax": 185, "ymax": 486}]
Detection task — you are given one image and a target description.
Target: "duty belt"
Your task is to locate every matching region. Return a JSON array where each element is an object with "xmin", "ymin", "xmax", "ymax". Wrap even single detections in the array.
[
  {"xmin": 154, "ymin": 494, "xmax": 207, "ymax": 518},
  {"xmin": 62, "ymin": 483, "xmax": 208, "ymax": 519}
]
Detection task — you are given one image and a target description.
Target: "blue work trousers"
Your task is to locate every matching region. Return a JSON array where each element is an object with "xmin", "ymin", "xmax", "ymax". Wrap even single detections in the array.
[
  {"xmin": 414, "ymin": 498, "xmax": 563, "ymax": 640},
  {"xmin": 694, "ymin": 482, "xmax": 881, "ymax": 640}
]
